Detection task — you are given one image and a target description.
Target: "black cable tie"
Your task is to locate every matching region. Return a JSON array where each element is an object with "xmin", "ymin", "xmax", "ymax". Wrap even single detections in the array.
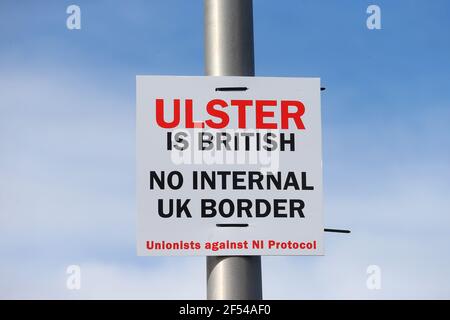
[
  {"xmin": 324, "ymin": 228, "xmax": 351, "ymax": 234},
  {"xmin": 215, "ymin": 87, "xmax": 248, "ymax": 92},
  {"xmin": 216, "ymin": 223, "xmax": 249, "ymax": 227}
]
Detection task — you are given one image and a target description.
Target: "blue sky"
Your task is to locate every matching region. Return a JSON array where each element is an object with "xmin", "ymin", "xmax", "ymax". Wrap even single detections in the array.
[{"xmin": 1, "ymin": 0, "xmax": 449, "ymax": 298}]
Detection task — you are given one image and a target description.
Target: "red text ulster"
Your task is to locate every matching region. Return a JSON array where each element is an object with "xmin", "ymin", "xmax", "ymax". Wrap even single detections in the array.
[{"xmin": 155, "ymin": 98, "xmax": 306, "ymax": 129}]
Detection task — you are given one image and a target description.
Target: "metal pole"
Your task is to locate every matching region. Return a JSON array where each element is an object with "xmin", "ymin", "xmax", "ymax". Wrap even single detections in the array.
[{"xmin": 204, "ymin": 0, "xmax": 262, "ymax": 300}]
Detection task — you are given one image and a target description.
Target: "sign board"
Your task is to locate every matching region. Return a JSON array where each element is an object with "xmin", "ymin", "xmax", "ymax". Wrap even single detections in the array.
[{"xmin": 137, "ymin": 76, "xmax": 323, "ymax": 255}]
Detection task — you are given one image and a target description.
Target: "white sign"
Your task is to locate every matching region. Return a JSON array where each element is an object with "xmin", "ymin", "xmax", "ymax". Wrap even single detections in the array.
[{"xmin": 137, "ymin": 76, "xmax": 323, "ymax": 256}]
